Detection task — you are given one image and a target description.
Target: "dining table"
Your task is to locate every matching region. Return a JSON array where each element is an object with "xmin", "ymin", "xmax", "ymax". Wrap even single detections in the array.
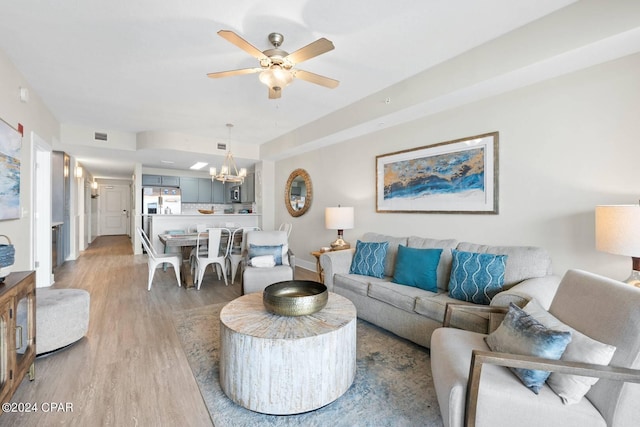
[{"xmin": 158, "ymin": 229, "xmax": 240, "ymax": 289}]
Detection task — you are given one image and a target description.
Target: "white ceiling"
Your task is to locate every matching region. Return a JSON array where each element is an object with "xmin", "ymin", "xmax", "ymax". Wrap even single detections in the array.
[{"xmin": 0, "ymin": 0, "xmax": 588, "ymax": 179}]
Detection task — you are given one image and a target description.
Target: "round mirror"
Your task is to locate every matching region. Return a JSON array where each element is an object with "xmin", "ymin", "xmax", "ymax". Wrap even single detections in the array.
[{"xmin": 285, "ymin": 169, "xmax": 312, "ymax": 217}]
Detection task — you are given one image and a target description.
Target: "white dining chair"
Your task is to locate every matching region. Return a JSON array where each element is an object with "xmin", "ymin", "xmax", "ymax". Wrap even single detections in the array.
[
  {"xmin": 162, "ymin": 229, "xmax": 184, "ymax": 271},
  {"xmin": 228, "ymin": 226, "xmax": 261, "ymax": 284},
  {"xmin": 278, "ymin": 222, "xmax": 292, "ymax": 237},
  {"xmin": 193, "ymin": 228, "xmax": 231, "ymax": 289},
  {"xmin": 136, "ymin": 227, "xmax": 181, "ymax": 291}
]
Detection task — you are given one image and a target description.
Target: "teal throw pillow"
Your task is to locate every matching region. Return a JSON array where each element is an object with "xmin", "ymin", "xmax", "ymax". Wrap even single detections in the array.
[
  {"xmin": 392, "ymin": 245, "xmax": 442, "ymax": 292},
  {"xmin": 349, "ymin": 240, "xmax": 389, "ymax": 278},
  {"xmin": 448, "ymin": 249, "xmax": 507, "ymax": 305},
  {"xmin": 485, "ymin": 303, "xmax": 572, "ymax": 394},
  {"xmin": 249, "ymin": 244, "xmax": 283, "ymax": 265}
]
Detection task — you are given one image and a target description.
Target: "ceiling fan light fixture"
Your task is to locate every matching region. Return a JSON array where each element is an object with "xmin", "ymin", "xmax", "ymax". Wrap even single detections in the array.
[{"xmin": 259, "ymin": 65, "xmax": 293, "ymax": 90}]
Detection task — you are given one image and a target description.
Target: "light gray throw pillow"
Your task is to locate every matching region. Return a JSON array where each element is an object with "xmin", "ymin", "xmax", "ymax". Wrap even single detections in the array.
[{"xmin": 523, "ymin": 299, "xmax": 617, "ymax": 404}]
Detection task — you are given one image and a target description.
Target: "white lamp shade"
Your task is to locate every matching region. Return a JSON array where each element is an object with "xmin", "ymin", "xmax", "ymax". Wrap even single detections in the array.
[
  {"xmin": 325, "ymin": 207, "xmax": 354, "ymax": 230},
  {"xmin": 595, "ymin": 205, "xmax": 640, "ymax": 257}
]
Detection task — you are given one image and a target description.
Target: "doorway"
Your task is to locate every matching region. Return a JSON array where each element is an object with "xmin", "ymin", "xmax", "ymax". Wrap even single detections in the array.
[{"xmin": 99, "ymin": 184, "xmax": 130, "ymax": 235}]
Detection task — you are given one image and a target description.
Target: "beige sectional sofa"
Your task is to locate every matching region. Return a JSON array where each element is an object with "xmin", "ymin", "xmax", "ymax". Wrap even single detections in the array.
[{"xmin": 320, "ymin": 232, "xmax": 561, "ymax": 348}]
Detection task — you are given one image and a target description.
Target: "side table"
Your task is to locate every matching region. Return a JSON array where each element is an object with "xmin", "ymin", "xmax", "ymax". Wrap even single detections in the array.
[
  {"xmin": 311, "ymin": 249, "xmax": 348, "ymax": 282},
  {"xmin": 219, "ymin": 291, "xmax": 357, "ymax": 414}
]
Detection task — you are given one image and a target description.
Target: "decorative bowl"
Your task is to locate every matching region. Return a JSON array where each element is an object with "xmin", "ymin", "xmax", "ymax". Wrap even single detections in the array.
[
  {"xmin": 198, "ymin": 209, "xmax": 214, "ymax": 214},
  {"xmin": 263, "ymin": 280, "xmax": 328, "ymax": 316}
]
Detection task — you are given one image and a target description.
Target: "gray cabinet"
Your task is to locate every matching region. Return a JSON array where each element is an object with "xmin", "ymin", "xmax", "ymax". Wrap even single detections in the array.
[
  {"xmin": 181, "ymin": 177, "xmax": 218, "ymax": 203},
  {"xmin": 212, "ymin": 180, "xmax": 225, "ymax": 203},
  {"xmin": 161, "ymin": 175, "xmax": 180, "ymax": 187},
  {"xmin": 142, "ymin": 174, "xmax": 180, "ymax": 187},
  {"xmin": 180, "ymin": 177, "xmax": 199, "ymax": 203},
  {"xmin": 241, "ymin": 173, "xmax": 255, "ymax": 203},
  {"xmin": 197, "ymin": 179, "xmax": 213, "ymax": 203},
  {"xmin": 142, "ymin": 174, "xmax": 162, "ymax": 186}
]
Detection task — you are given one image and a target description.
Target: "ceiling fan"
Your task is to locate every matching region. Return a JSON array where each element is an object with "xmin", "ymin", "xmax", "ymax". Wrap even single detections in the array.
[{"xmin": 207, "ymin": 30, "xmax": 339, "ymax": 99}]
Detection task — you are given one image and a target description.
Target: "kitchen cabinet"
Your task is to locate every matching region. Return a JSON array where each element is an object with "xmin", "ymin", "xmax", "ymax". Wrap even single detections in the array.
[
  {"xmin": 142, "ymin": 174, "xmax": 162, "ymax": 186},
  {"xmin": 181, "ymin": 177, "xmax": 218, "ymax": 203},
  {"xmin": 0, "ymin": 271, "xmax": 35, "ymax": 405},
  {"xmin": 142, "ymin": 175, "xmax": 180, "ymax": 187},
  {"xmin": 180, "ymin": 177, "xmax": 198, "ymax": 203},
  {"xmin": 212, "ymin": 180, "xmax": 225, "ymax": 203},
  {"xmin": 197, "ymin": 179, "xmax": 213, "ymax": 203},
  {"xmin": 241, "ymin": 173, "xmax": 255, "ymax": 203}
]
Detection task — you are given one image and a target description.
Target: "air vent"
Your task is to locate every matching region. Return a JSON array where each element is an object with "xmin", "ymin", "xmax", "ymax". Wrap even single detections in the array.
[
  {"xmin": 217, "ymin": 143, "xmax": 226, "ymax": 150},
  {"xmin": 94, "ymin": 132, "xmax": 108, "ymax": 141}
]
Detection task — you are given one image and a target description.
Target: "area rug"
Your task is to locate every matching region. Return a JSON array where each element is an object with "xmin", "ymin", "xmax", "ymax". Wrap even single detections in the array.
[{"xmin": 172, "ymin": 303, "xmax": 443, "ymax": 427}]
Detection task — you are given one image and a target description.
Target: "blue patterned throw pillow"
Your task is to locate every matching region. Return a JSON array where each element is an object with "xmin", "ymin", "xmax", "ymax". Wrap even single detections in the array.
[
  {"xmin": 485, "ymin": 303, "xmax": 572, "ymax": 394},
  {"xmin": 349, "ymin": 240, "xmax": 389, "ymax": 278},
  {"xmin": 448, "ymin": 250, "xmax": 507, "ymax": 304}
]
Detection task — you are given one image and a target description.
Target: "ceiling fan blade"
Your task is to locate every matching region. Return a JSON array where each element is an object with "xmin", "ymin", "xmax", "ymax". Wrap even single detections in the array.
[
  {"xmin": 207, "ymin": 67, "xmax": 261, "ymax": 79},
  {"xmin": 217, "ymin": 30, "xmax": 269, "ymax": 61},
  {"xmin": 269, "ymin": 87, "xmax": 282, "ymax": 99},
  {"xmin": 284, "ymin": 38, "xmax": 334, "ymax": 65},
  {"xmin": 293, "ymin": 69, "xmax": 339, "ymax": 89}
]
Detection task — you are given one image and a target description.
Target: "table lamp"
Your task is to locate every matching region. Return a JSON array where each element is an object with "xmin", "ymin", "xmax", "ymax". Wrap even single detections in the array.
[
  {"xmin": 595, "ymin": 204, "xmax": 640, "ymax": 287},
  {"xmin": 325, "ymin": 206, "xmax": 354, "ymax": 250}
]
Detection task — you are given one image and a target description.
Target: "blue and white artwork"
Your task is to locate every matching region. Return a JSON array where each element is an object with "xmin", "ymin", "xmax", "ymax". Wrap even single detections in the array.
[
  {"xmin": 0, "ymin": 119, "xmax": 21, "ymax": 220},
  {"xmin": 376, "ymin": 133, "xmax": 498, "ymax": 213}
]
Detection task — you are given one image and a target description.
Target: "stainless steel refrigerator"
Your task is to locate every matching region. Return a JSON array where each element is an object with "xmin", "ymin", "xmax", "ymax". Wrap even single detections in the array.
[{"xmin": 142, "ymin": 187, "xmax": 182, "ymax": 236}]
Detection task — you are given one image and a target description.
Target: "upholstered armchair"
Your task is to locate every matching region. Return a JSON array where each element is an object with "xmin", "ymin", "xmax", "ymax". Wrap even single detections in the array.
[
  {"xmin": 431, "ymin": 269, "xmax": 640, "ymax": 427},
  {"xmin": 241, "ymin": 230, "xmax": 295, "ymax": 294}
]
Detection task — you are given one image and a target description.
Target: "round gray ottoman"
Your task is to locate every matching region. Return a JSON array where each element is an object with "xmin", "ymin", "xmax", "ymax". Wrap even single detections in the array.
[{"xmin": 36, "ymin": 288, "xmax": 90, "ymax": 355}]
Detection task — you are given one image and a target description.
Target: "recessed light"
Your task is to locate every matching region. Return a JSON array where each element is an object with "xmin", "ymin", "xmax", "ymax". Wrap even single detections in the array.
[
  {"xmin": 190, "ymin": 162, "xmax": 208, "ymax": 170},
  {"xmin": 161, "ymin": 160, "xmax": 175, "ymax": 164}
]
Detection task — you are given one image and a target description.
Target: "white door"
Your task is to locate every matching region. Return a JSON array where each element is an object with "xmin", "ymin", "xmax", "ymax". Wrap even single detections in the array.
[
  {"xmin": 100, "ymin": 185, "xmax": 130, "ymax": 235},
  {"xmin": 31, "ymin": 132, "xmax": 53, "ymax": 287}
]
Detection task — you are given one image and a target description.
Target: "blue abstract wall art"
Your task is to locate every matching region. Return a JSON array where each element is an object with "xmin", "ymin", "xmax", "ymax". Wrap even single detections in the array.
[
  {"xmin": 376, "ymin": 132, "xmax": 498, "ymax": 213},
  {"xmin": 0, "ymin": 118, "xmax": 22, "ymax": 221}
]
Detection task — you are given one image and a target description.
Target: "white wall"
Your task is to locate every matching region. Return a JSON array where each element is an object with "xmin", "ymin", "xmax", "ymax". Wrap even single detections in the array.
[
  {"xmin": 275, "ymin": 52, "xmax": 640, "ymax": 280},
  {"xmin": 0, "ymin": 50, "xmax": 59, "ymax": 272}
]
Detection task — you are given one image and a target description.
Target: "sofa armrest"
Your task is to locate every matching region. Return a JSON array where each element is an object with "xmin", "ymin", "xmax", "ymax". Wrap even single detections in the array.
[
  {"xmin": 443, "ymin": 303, "xmax": 509, "ymax": 333},
  {"xmin": 465, "ymin": 349, "xmax": 640, "ymax": 427},
  {"xmin": 319, "ymin": 249, "xmax": 355, "ymax": 291},
  {"xmin": 490, "ymin": 275, "xmax": 561, "ymax": 309}
]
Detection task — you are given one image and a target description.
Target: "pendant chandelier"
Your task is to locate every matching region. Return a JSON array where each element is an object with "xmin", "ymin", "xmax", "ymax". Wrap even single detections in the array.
[{"xmin": 210, "ymin": 123, "xmax": 247, "ymax": 183}]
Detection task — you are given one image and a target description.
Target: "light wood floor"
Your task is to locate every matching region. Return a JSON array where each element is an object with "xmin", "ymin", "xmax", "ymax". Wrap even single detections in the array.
[{"xmin": 2, "ymin": 235, "xmax": 317, "ymax": 426}]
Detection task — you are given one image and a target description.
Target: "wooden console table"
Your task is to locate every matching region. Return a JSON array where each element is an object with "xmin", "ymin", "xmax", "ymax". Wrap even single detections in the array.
[
  {"xmin": 219, "ymin": 291, "xmax": 357, "ymax": 414},
  {"xmin": 0, "ymin": 271, "xmax": 36, "ymax": 405}
]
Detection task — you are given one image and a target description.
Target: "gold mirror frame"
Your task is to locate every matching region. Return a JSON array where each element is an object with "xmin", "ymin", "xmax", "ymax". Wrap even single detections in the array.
[{"xmin": 285, "ymin": 168, "xmax": 312, "ymax": 217}]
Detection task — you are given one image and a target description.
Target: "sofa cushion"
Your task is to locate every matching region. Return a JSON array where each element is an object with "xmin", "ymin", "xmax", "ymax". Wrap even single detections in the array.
[
  {"xmin": 523, "ymin": 298, "xmax": 616, "ymax": 405},
  {"xmin": 392, "ymin": 245, "xmax": 442, "ymax": 292},
  {"xmin": 485, "ymin": 303, "xmax": 572, "ymax": 394},
  {"xmin": 349, "ymin": 240, "xmax": 389, "ymax": 278},
  {"xmin": 456, "ymin": 242, "xmax": 552, "ymax": 288},
  {"xmin": 407, "ymin": 236, "xmax": 458, "ymax": 291},
  {"xmin": 367, "ymin": 280, "xmax": 429, "ymax": 313},
  {"xmin": 362, "ymin": 232, "xmax": 407, "ymax": 277},
  {"xmin": 415, "ymin": 293, "xmax": 489, "ymax": 333},
  {"xmin": 449, "ymin": 250, "xmax": 507, "ymax": 305},
  {"xmin": 334, "ymin": 273, "xmax": 389, "ymax": 297}
]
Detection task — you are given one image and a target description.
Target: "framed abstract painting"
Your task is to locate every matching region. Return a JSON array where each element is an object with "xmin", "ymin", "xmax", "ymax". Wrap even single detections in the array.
[
  {"xmin": 0, "ymin": 117, "xmax": 22, "ymax": 220},
  {"xmin": 376, "ymin": 132, "xmax": 498, "ymax": 214}
]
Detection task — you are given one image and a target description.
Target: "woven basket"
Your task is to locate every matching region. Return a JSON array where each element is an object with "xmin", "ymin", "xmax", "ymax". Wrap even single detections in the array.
[{"xmin": 0, "ymin": 235, "xmax": 15, "ymax": 268}]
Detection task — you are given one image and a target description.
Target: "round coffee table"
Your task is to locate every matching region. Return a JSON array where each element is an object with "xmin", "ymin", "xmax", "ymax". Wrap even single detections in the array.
[{"xmin": 219, "ymin": 290, "xmax": 357, "ymax": 415}]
